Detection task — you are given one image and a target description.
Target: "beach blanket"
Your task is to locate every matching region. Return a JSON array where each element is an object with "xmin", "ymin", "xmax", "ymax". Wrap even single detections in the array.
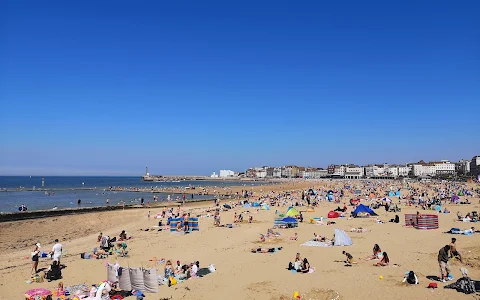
[{"xmin": 300, "ymin": 241, "xmax": 332, "ymax": 247}]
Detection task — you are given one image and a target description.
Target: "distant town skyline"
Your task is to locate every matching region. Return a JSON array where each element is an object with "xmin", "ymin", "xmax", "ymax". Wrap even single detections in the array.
[{"xmin": 1, "ymin": 2, "xmax": 479, "ymax": 176}]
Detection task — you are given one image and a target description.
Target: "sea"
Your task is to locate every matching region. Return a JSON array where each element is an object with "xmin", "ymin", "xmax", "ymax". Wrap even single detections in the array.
[{"xmin": 0, "ymin": 176, "xmax": 268, "ymax": 213}]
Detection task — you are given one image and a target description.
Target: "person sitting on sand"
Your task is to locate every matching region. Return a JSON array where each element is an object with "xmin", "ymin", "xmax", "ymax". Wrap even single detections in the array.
[
  {"xmin": 119, "ymin": 230, "xmax": 127, "ymax": 241},
  {"xmin": 299, "ymin": 258, "xmax": 310, "ymax": 273},
  {"xmin": 249, "ymin": 216, "xmax": 253, "ymax": 223},
  {"xmin": 342, "ymin": 251, "xmax": 357, "ymax": 265},
  {"xmin": 403, "ymin": 271, "xmax": 419, "ymax": 284},
  {"xmin": 188, "ymin": 261, "xmax": 199, "ymax": 279},
  {"xmin": 45, "ymin": 260, "xmax": 62, "ymax": 281},
  {"xmin": 164, "ymin": 260, "xmax": 174, "ymax": 278},
  {"xmin": 373, "ymin": 252, "xmax": 390, "ymax": 266},
  {"xmin": 115, "ymin": 243, "xmax": 127, "ymax": 257},
  {"xmin": 290, "ymin": 233, "xmax": 298, "ymax": 240},
  {"xmin": 251, "ymin": 247, "xmax": 283, "ymax": 253},
  {"xmin": 366, "ymin": 244, "xmax": 383, "ymax": 260}
]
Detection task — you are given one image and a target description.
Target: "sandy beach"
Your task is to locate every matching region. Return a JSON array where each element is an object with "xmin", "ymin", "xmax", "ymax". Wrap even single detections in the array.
[{"xmin": 1, "ymin": 180, "xmax": 479, "ymax": 300}]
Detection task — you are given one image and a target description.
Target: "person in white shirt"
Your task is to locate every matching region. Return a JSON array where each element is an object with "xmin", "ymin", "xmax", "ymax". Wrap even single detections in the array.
[{"xmin": 51, "ymin": 239, "xmax": 62, "ymax": 265}]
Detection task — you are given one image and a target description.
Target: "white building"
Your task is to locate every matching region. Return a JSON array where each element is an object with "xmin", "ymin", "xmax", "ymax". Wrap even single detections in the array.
[
  {"xmin": 273, "ymin": 167, "xmax": 282, "ymax": 178},
  {"xmin": 210, "ymin": 172, "xmax": 219, "ymax": 178},
  {"xmin": 333, "ymin": 165, "xmax": 345, "ymax": 176},
  {"xmin": 397, "ymin": 166, "xmax": 411, "ymax": 177},
  {"xmin": 219, "ymin": 170, "xmax": 235, "ymax": 177},
  {"xmin": 412, "ymin": 160, "xmax": 455, "ymax": 176},
  {"xmin": 256, "ymin": 169, "xmax": 267, "ymax": 178},
  {"xmin": 345, "ymin": 167, "xmax": 364, "ymax": 179}
]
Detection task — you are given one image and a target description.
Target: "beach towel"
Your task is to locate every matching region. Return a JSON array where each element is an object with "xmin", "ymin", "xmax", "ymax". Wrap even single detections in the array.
[{"xmin": 300, "ymin": 241, "xmax": 332, "ymax": 247}]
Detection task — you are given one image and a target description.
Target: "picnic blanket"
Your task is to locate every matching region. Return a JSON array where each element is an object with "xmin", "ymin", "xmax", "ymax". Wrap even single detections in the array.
[{"xmin": 300, "ymin": 241, "xmax": 332, "ymax": 247}]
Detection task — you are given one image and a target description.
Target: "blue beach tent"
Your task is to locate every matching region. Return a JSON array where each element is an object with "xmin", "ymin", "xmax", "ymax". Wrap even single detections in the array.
[{"xmin": 352, "ymin": 204, "xmax": 377, "ymax": 217}]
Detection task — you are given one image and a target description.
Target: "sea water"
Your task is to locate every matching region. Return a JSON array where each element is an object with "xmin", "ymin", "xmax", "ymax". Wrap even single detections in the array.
[{"xmin": 0, "ymin": 176, "xmax": 269, "ymax": 212}]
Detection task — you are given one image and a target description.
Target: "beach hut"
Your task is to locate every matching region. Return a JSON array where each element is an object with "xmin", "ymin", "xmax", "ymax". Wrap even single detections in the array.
[
  {"xmin": 285, "ymin": 207, "xmax": 300, "ymax": 217},
  {"xmin": 352, "ymin": 204, "xmax": 377, "ymax": 217},
  {"xmin": 333, "ymin": 229, "xmax": 352, "ymax": 246}
]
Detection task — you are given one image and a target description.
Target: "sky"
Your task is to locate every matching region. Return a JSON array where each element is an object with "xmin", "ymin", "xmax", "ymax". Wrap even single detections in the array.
[{"xmin": 1, "ymin": 1, "xmax": 479, "ymax": 176}]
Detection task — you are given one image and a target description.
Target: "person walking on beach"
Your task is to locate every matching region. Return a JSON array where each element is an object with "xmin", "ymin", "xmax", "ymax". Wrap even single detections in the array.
[
  {"xmin": 31, "ymin": 243, "xmax": 40, "ymax": 274},
  {"xmin": 148, "ymin": 211, "xmax": 151, "ymax": 219},
  {"xmin": 438, "ymin": 245, "xmax": 451, "ymax": 282},
  {"xmin": 51, "ymin": 239, "xmax": 63, "ymax": 265}
]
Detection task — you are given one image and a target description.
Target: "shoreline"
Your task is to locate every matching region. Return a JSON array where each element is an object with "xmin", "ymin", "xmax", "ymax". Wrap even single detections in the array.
[{"xmin": 0, "ymin": 197, "xmax": 220, "ymax": 223}]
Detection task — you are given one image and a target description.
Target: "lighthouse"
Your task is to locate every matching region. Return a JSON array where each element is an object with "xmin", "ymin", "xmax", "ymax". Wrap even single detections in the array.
[{"xmin": 145, "ymin": 167, "xmax": 149, "ymax": 177}]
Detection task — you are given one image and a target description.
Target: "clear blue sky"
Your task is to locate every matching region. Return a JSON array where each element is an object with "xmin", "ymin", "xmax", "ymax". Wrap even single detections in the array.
[{"xmin": 1, "ymin": 1, "xmax": 479, "ymax": 175}]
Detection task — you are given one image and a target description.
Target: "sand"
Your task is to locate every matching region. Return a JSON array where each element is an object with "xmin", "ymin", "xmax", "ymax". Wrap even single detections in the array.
[{"xmin": 1, "ymin": 180, "xmax": 479, "ymax": 300}]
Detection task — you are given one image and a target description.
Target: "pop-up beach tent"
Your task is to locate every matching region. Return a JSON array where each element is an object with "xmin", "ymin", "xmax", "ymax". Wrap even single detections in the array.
[
  {"xmin": 388, "ymin": 191, "xmax": 395, "ymax": 197},
  {"xmin": 352, "ymin": 204, "xmax": 377, "ymax": 217},
  {"xmin": 333, "ymin": 229, "xmax": 352, "ymax": 246},
  {"xmin": 285, "ymin": 207, "xmax": 300, "ymax": 217},
  {"xmin": 261, "ymin": 204, "xmax": 270, "ymax": 210}
]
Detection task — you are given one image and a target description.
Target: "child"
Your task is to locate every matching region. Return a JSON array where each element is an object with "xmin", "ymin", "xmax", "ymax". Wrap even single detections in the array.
[
  {"xmin": 290, "ymin": 233, "xmax": 298, "ymax": 240},
  {"xmin": 342, "ymin": 250, "xmax": 357, "ymax": 266},
  {"xmin": 403, "ymin": 271, "xmax": 419, "ymax": 284},
  {"xmin": 56, "ymin": 282, "xmax": 65, "ymax": 296}
]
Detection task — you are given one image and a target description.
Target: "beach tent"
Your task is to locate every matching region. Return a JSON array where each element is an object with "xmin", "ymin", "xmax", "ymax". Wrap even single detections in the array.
[
  {"xmin": 388, "ymin": 191, "xmax": 395, "ymax": 197},
  {"xmin": 352, "ymin": 204, "xmax": 377, "ymax": 217},
  {"xmin": 382, "ymin": 197, "xmax": 392, "ymax": 202},
  {"xmin": 327, "ymin": 190, "xmax": 334, "ymax": 194},
  {"xmin": 458, "ymin": 191, "xmax": 464, "ymax": 196},
  {"xmin": 327, "ymin": 194, "xmax": 335, "ymax": 201},
  {"xmin": 285, "ymin": 207, "xmax": 300, "ymax": 217},
  {"xmin": 274, "ymin": 217, "xmax": 298, "ymax": 228},
  {"xmin": 223, "ymin": 204, "xmax": 232, "ymax": 209},
  {"xmin": 395, "ymin": 191, "xmax": 401, "ymax": 197},
  {"xmin": 253, "ymin": 202, "xmax": 260, "ymax": 207},
  {"xmin": 327, "ymin": 211, "xmax": 339, "ymax": 218},
  {"xmin": 308, "ymin": 189, "xmax": 316, "ymax": 195},
  {"xmin": 333, "ymin": 229, "xmax": 352, "ymax": 246},
  {"xmin": 451, "ymin": 195, "xmax": 460, "ymax": 201},
  {"xmin": 242, "ymin": 203, "xmax": 252, "ymax": 209},
  {"xmin": 261, "ymin": 204, "xmax": 270, "ymax": 210}
]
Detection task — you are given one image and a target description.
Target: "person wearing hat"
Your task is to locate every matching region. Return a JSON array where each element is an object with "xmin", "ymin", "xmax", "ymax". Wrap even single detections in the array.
[{"xmin": 31, "ymin": 243, "xmax": 41, "ymax": 274}]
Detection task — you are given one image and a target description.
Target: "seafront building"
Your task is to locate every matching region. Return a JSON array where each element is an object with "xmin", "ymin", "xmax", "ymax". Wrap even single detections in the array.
[
  {"xmin": 470, "ymin": 156, "xmax": 480, "ymax": 179},
  {"xmin": 243, "ymin": 156, "xmax": 479, "ymax": 180}
]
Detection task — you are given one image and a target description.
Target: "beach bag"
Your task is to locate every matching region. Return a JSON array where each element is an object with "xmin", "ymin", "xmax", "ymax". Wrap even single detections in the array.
[
  {"xmin": 107, "ymin": 264, "xmax": 117, "ymax": 283},
  {"xmin": 129, "ymin": 267, "xmax": 145, "ymax": 291},
  {"xmin": 142, "ymin": 268, "xmax": 158, "ymax": 293},
  {"xmin": 208, "ymin": 264, "xmax": 216, "ymax": 273},
  {"xmin": 118, "ymin": 267, "xmax": 132, "ymax": 291},
  {"xmin": 168, "ymin": 276, "xmax": 177, "ymax": 286}
]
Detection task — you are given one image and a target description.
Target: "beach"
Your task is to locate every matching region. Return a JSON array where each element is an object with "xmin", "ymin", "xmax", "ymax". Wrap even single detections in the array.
[{"xmin": 1, "ymin": 180, "xmax": 479, "ymax": 300}]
